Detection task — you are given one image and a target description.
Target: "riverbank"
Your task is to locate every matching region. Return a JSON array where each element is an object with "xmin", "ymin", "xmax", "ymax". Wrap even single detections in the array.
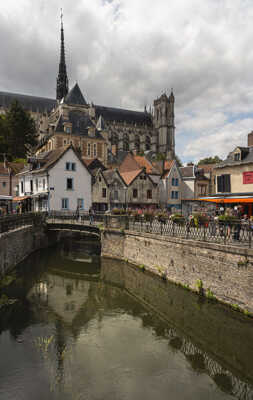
[{"xmin": 101, "ymin": 228, "xmax": 253, "ymax": 315}]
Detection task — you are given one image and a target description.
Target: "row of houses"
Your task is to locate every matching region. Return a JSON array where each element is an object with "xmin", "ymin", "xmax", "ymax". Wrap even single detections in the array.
[
  {"xmin": 1, "ymin": 129, "xmax": 253, "ymax": 215},
  {"xmin": 0, "ymin": 144, "xmax": 210, "ymax": 214}
]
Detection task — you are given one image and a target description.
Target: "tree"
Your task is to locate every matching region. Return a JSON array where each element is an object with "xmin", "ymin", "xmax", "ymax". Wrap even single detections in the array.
[
  {"xmin": 175, "ymin": 155, "xmax": 183, "ymax": 167},
  {"xmin": 198, "ymin": 155, "xmax": 222, "ymax": 165},
  {"xmin": 0, "ymin": 115, "xmax": 9, "ymax": 154},
  {"xmin": 5, "ymin": 100, "xmax": 37, "ymax": 159}
]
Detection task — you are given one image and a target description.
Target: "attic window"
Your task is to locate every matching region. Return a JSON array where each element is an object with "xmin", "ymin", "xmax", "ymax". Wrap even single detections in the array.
[
  {"xmin": 65, "ymin": 126, "xmax": 71, "ymax": 134},
  {"xmin": 234, "ymin": 153, "xmax": 240, "ymax": 161}
]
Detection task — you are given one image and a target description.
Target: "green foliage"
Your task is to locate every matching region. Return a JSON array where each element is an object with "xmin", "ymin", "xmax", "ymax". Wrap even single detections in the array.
[
  {"xmin": 218, "ymin": 215, "xmax": 238, "ymax": 223},
  {"xmin": 155, "ymin": 153, "xmax": 166, "ymax": 161},
  {"xmin": 138, "ymin": 264, "xmax": 145, "ymax": 272},
  {"xmin": 171, "ymin": 213, "xmax": 185, "ymax": 225},
  {"xmin": 198, "ymin": 155, "xmax": 222, "ymax": 165},
  {"xmin": 4, "ymin": 100, "xmax": 38, "ymax": 160},
  {"xmin": 196, "ymin": 279, "xmax": 204, "ymax": 295},
  {"xmin": 175, "ymin": 155, "xmax": 183, "ymax": 167},
  {"xmin": 206, "ymin": 288, "xmax": 216, "ymax": 301},
  {"xmin": 0, "ymin": 274, "xmax": 16, "ymax": 289},
  {"xmin": 156, "ymin": 211, "xmax": 168, "ymax": 223}
]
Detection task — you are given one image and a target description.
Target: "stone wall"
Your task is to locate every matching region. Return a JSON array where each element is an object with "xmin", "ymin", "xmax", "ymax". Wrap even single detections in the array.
[
  {"xmin": 101, "ymin": 229, "xmax": 253, "ymax": 313},
  {"xmin": 0, "ymin": 226, "xmax": 51, "ymax": 275}
]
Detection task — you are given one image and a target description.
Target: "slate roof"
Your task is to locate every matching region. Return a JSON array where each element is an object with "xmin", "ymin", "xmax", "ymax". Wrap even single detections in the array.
[
  {"xmin": 95, "ymin": 105, "xmax": 152, "ymax": 126},
  {"xmin": 65, "ymin": 83, "xmax": 87, "ymax": 106},
  {"xmin": 0, "ymin": 162, "xmax": 25, "ymax": 175},
  {"xmin": 216, "ymin": 146, "xmax": 253, "ymax": 168},
  {"xmin": 18, "ymin": 145, "xmax": 90, "ymax": 175},
  {"xmin": 0, "ymin": 91, "xmax": 56, "ymax": 113},
  {"xmin": 55, "ymin": 110, "xmax": 104, "ymax": 140},
  {"xmin": 180, "ymin": 165, "xmax": 195, "ymax": 178}
]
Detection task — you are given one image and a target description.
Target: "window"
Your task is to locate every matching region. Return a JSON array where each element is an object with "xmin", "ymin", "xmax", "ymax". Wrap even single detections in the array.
[
  {"xmin": 35, "ymin": 179, "xmax": 38, "ymax": 191},
  {"xmin": 21, "ymin": 181, "xmax": 24, "ymax": 194},
  {"xmin": 123, "ymin": 133, "xmax": 129, "ymax": 151},
  {"xmin": 172, "ymin": 178, "xmax": 179, "ymax": 186},
  {"xmin": 94, "ymin": 144, "xmax": 97, "ymax": 157},
  {"xmin": 77, "ymin": 198, "xmax": 84, "ymax": 210},
  {"xmin": 145, "ymin": 135, "xmax": 151, "ymax": 151},
  {"xmin": 66, "ymin": 162, "xmax": 70, "ymax": 170},
  {"xmin": 66, "ymin": 178, "xmax": 73, "ymax": 190},
  {"xmin": 65, "ymin": 126, "xmax": 71, "ymax": 134},
  {"xmin": 30, "ymin": 180, "xmax": 33, "ymax": 193},
  {"xmin": 234, "ymin": 153, "xmax": 240, "ymax": 161},
  {"xmin": 135, "ymin": 135, "xmax": 140, "ymax": 153},
  {"xmin": 102, "ymin": 188, "xmax": 107, "ymax": 198},
  {"xmin": 147, "ymin": 189, "xmax": 152, "ymax": 199},
  {"xmin": 114, "ymin": 190, "xmax": 118, "ymax": 200},
  {"xmin": 133, "ymin": 188, "xmax": 138, "ymax": 198},
  {"xmin": 99, "ymin": 176, "xmax": 102, "ymax": 182},
  {"xmin": 71, "ymin": 163, "xmax": 76, "ymax": 171},
  {"xmin": 43, "ymin": 179, "xmax": 46, "ymax": 190},
  {"xmin": 171, "ymin": 191, "xmax": 179, "ymax": 199},
  {"xmin": 217, "ymin": 174, "xmax": 231, "ymax": 193},
  {"xmin": 87, "ymin": 143, "xmax": 91, "ymax": 156},
  {"xmin": 62, "ymin": 198, "xmax": 69, "ymax": 209},
  {"xmin": 2, "ymin": 182, "xmax": 6, "ymax": 188}
]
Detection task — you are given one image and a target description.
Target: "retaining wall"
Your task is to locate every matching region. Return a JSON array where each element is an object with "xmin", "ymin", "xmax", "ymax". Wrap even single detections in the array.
[{"xmin": 101, "ymin": 229, "xmax": 253, "ymax": 313}]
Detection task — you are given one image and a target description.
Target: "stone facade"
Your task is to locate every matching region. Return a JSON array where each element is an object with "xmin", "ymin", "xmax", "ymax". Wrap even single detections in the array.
[{"xmin": 102, "ymin": 228, "xmax": 253, "ymax": 313}]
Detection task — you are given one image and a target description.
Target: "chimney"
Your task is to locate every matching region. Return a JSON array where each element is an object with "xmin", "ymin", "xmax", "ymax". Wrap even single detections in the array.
[{"xmin": 248, "ymin": 131, "xmax": 253, "ymax": 147}]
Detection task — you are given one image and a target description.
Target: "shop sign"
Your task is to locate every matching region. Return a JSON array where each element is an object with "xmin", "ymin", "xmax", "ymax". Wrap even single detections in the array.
[{"xmin": 243, "ymin": 171, "xmax": 253, "ymax": 184}]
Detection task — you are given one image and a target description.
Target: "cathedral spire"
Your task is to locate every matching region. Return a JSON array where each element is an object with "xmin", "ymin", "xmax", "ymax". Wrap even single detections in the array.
[{"xmin": 56, "ymin": 10, "xmax": 69, "ymax": 101}]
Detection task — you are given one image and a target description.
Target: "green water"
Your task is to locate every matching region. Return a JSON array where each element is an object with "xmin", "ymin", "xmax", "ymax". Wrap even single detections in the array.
[{"xmin": 0, "ymin": 238, "xmax": 253, "ymax": 400}]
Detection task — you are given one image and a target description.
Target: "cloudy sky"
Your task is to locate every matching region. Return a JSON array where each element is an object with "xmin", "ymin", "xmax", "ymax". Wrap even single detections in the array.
[{"xmin": 1, "ymin": 0, "xmax": 253, "ymax": 163}]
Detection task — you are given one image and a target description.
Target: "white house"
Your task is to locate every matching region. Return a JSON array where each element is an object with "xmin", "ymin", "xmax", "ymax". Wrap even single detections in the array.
[{"xmin": 17, "ymin": 145, "xmax": 92, "ymax": 212}]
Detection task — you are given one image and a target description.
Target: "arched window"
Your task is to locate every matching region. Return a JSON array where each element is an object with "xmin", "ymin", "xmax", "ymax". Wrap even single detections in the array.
[
  {"xmin": 145, "ymin": 136, "xmax": 151, "ymax": 151},
  {"xmin": 123, "ymin": 133, "xmax": 129, "ymax": 151},
  {"xmin": 134, "ymin": 135, "xmax": 140, "ymax": 153}
]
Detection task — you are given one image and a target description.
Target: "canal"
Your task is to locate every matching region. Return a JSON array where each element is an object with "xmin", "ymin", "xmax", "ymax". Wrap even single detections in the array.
[{"xmin": 0, "ymin": 237, "xmax": 253, "ymax": 400}]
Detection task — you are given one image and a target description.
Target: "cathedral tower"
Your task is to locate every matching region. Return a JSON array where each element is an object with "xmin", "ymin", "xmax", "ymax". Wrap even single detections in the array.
[
  {"xmin": 56, "ymin": 11, "xmax": 69, "ymax": 101},
  {"xmin": 153, "ymin": 91, "xmax": 175, "ymax": 159}
]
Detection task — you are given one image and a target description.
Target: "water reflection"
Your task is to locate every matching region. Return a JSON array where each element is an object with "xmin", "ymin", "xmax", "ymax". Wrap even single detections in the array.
[{"xmin": 0, "ymin": 240, "xmax": 253, "ymax": 400}]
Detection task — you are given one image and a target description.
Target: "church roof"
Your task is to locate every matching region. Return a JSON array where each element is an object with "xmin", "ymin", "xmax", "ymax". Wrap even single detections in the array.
[
  {"xmin": 0, "ymin": 91, "xmax": 56, "ymax": 113},
  {"xmin": 95, "ymin": 105, "xmax": 152, "ymax": 126},
  {"xmin": 55, "ymin": 110, "xmax": 104, "ymax": 140},
  {"xmin": 65, "ymin": 83, "xmax": 87, "ymax": 106}
]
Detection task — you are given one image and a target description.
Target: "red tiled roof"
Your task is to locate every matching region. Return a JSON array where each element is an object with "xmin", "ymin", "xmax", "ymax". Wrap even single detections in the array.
[
  {"xmin": 133, "ymin": 156, "xmax": 153, "ymax": 174},
  {"xmin": 119, "ymin": 153, "xmax": 140, "ymax": 173},
  {"xmin": 82, "ymin": 158, "xmax": 95, "ymax": 166},
  {"xmin": 120, "ymin": 169, "xmax": 142, "ymax": 185}
]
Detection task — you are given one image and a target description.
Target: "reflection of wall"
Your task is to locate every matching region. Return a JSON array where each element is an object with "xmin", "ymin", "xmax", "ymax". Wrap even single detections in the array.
[{"xmin": 101, "ymin": 257, "xmax": 253, "ymax": 387}]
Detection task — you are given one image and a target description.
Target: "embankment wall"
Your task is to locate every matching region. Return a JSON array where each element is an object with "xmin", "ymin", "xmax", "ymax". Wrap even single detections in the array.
[{"xmin": 101, "ymin": 229, "xmax": 253, "ymax": 313}]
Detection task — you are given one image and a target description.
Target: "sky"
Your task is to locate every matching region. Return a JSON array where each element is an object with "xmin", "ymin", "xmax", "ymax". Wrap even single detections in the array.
[{"xmin": 1, "ymin": 0, "xmax": 253, "ymax": 163}]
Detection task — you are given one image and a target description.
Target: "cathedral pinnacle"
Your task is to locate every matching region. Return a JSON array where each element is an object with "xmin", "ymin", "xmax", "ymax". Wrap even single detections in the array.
[{"xmin": 56, "ymin": 10, "xmax": 69, "ymax": 101}]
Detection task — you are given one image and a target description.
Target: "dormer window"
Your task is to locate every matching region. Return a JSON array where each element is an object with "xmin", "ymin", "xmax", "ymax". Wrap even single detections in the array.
[
  {"xmin": 65, "ymin": 126, "xmax": 71, "ymax": 134},
  {"xmin": 234, "ymin": 153, "xmax": 240, "ymax": 161}
]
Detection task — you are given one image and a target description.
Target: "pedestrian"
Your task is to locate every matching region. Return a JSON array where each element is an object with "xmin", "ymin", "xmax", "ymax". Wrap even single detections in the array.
[{"xmin": 89, "ymin": 207, "xmax": 94, "ymax": 225}]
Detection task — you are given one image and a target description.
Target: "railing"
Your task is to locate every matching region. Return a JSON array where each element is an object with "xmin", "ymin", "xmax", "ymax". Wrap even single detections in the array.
[
  {"xmin": 127, "ymin": 217, "xmax": 253, "ymax": 248},
  {"xmin": 4, "ymin": 212, "xmax": 251, "ymax": 248},
  {"xmin": 0, "ymin": 212, "xmax": 47, "ymax": 235}
]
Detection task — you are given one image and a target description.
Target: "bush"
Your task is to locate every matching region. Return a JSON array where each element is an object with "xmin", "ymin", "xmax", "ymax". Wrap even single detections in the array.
[
  {"xmin": 112, "ymin": 208, "xmax": 126, "ymax": 215},
  {"xmin": 156, "ymin": 211, "xmax": 168, "ymax": 223},
  {"xmin": 171, "ymin": 213, "xmax": 185, "ymax": 225},
  {"xmin": 192, "ymin": 213, "xmax": 209, "ymax": 227}
]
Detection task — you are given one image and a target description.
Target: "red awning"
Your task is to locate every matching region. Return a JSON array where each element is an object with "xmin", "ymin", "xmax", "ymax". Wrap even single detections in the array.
[
  {"xmin": 12, "ymin": 196, "xmax": 31, "ymax": 201},
  {"xmin": 198, "ymin": 197, "xmax": 253, "ymax": 203}
]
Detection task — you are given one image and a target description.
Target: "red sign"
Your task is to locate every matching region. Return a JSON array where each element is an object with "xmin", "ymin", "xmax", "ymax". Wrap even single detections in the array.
[{"xmin": 243, "ymin": 171, "xmax": 253, "ymax": 184}]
